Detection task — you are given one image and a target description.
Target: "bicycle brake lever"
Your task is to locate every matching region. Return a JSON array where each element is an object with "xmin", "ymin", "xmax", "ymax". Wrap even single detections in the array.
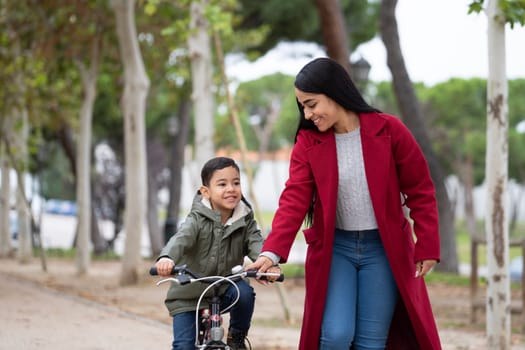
[{"xmin": 176, "ymin": 275, "xmax": 192, "ymax": 285}]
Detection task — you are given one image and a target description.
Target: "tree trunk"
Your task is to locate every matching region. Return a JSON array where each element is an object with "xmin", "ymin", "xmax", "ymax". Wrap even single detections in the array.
[
  {"xmin": 74, "ymin": 36, "xmax": 100, "ymax": 274},
  {"xmin": 188, "ymin": 0, "xmax": 215, "ymax": 168},
  {"xmin": 111, "ymin": 0, "xmax": 150, "ymax": 286},
  {"xmin": 485, "ymin": 0, "xmax": 510, "ymax": 347},
  {"xmin": 15, "ymin": 108, "xmax": 32, "ymax": 263},
  {"xmin": 146, "ymin": 158, "xmax": 162, "ymax": 256},
  {"xmin": 379, "ymin": 0, "xmax": 458, "ymax": 273},
  {"xmin": 165, "ymin": 97, "xmax": 191, "ymax": 244},
  {"xmin": 252, "ymin": 97, "xmax": 281, "ymax": 162},
  {"xmin": 0, "ymin": 143, "xmax": 13, "ymax": 257},
  {"xmin": 56, "ymin": 121, "xmax": 106, "ymax": 252},
  {"xmin": 312, "ymin": 0, "xmax": 351, "ymax": 72}
]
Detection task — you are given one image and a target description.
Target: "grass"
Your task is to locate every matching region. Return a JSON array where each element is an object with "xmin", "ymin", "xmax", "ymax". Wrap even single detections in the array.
[
  {"xmin": 425, "ymin": 271, "xmax": 471, "ymax": 286},
  {"xmin": 36, "ymin": 247, "xmax": 121, "ymax": 261},
  {"xmin": 280, "ymin": 263, "xmax": 305, "ymax": 279},
  {"xmin": 455, "ymin": 220, "xmax": 524, "ymax": 265}
]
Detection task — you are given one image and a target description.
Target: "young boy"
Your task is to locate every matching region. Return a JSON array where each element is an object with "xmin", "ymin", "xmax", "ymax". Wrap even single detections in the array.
[{"xmin": 155, "ymin": 157, "xmax": 265, "ymax": 350}]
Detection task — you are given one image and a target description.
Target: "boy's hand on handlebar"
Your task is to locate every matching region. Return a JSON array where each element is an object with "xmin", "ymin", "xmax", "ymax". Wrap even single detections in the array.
[{"xmin": 155, "ymin": 257, "xmax": 175, "ymax": 276}]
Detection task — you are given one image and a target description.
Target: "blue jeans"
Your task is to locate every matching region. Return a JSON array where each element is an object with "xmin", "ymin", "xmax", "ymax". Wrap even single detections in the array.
[
  {"xmin": 171, "ymin": 279, "xmax": 255, "ymax": 350},
  {"xmin": 319, "ymin": 229, "xmax": 398, "ymax": 350}
]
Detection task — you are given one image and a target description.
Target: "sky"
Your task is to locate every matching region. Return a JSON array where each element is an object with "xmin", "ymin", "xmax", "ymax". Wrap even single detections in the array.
[{"xmin": 226, "ymin": 0, "xmax": 525, "ymax": 86}]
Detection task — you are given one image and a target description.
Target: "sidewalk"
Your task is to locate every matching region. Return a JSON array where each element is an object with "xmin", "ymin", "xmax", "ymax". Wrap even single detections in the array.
[{"xmin": 0, "ymin": 257, "xmax": 523, "ymax": 350}]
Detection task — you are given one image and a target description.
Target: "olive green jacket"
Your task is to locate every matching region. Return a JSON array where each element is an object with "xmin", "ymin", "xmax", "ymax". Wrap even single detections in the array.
[{"xmin": 159, "ymin": 191, "xmax": 264, "ymax": 316}]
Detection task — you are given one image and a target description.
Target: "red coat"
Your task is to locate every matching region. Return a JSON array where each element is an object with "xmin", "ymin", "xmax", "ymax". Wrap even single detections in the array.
[{"xmin": 263, "ymin": 112, "xmax": 442, "ymax": 349}]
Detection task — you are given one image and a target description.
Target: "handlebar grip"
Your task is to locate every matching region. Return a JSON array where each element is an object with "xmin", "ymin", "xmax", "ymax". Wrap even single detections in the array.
[
  {"xmin": 246, "ymin": 270, "xmax": 285, "ymax": 282},
  {"xmin": 273, "ymin": 273, "xmax": 285, "ymax": 282},
  {"xmin": 149, "ymin": 264, "xmax": 187, "ymax": 276}
]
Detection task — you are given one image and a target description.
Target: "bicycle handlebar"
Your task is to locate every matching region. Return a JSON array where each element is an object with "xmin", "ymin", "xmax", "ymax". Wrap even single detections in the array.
[
  {"xmin": 149, "ymin": 264, "xmax": 284, "ymax": 283},
  {"xmin": 244, "ymin": 269, "xmax": 285, "ymax": 282},
  {"xmin": 149, "ymin": 264, "xmax": 189, "ymax": 277}
]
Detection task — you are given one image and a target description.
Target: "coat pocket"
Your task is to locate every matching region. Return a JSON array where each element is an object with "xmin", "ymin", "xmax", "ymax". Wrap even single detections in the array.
[{"xmin": 303, "ymin": 227, "xmax": 320, "ymax": 245}]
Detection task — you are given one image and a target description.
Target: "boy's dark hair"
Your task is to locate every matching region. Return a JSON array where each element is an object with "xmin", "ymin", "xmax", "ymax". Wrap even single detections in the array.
[{"xmin": 201, "ymin": 157, "xmax": 240, "ymax": 186}]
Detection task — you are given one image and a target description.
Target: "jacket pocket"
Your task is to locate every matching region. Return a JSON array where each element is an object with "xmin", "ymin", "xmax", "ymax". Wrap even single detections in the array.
[{"xmin": 303, "ymin": 227, "xmax": 320, "ymax": 245}]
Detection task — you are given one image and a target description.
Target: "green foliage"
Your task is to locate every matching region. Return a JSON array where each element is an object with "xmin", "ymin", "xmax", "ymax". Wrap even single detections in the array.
[
  {"xmin": 368, "ymin": 81, "xmax": 400, "ymax": 115},
  {"xmin": 276, "ymin": 87, "xmax": 303, "ymax": 145},
  {"xmin": 233, "ymin": 0, "xmax": 379, "ymax": 58},
  {"xmin": 508, "ymin": 128, "xmax": 525, "ymax": 181},
  {"xmin": 92, "ymin": 72, "xmax": 124, "ymax": 147},
  {"xmin": 38, "ymin": 142, "xmax": 76, "ymax": 200},
  {"xmin": 424, "ymin": 271, "xmax": 471, "ymax": 286},
  {"xmin": 509, "ymin": 79, "xmax": 525, "ymax": 127},
  {"xmin": 369, "ymin": 78, "xmax": 525, "ymax": 187},
  {"xmin": 500, "ymin": 0, "xmax": 525, "ymax": 26},
  {"xmin": 231, "ymin": 73, "xmax": 297, "ymax": 149},
  {"xmin": 469, "ymin": 0, "xmax": 525, "ymax": 27},
  {"xmin": 421, "ymin": 78, "xmax": 488, "ymax": 183}
]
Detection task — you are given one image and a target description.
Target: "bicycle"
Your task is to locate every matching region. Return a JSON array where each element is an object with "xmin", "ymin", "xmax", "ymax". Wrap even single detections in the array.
[{"xmin": 150, "ymin": 264, "xmax": 284, "ymax": 350}]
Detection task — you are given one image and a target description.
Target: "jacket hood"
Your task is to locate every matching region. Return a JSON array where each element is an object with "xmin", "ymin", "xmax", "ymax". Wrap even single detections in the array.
[{"xmin": 191, "ymin": 191, "xmax": 253, "ymax": 225}]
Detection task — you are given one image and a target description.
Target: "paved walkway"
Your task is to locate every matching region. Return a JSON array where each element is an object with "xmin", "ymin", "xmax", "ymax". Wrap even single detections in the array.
[
  {"xmin": 1, "ymin": 258, "xmax": 524, "ymax": 350},
  {"xmin": 0, "ymin": 274, "xmax": 172, "ymax": 350}
]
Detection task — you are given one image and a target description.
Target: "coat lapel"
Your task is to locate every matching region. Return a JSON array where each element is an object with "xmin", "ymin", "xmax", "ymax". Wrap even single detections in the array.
[
  {"xmin": 360, "ymin": 113, "xmax": 392, "ymax": 225},
  {"xmin": 306, "ymin": 131, "xmax": 338, "ymax": 225}
]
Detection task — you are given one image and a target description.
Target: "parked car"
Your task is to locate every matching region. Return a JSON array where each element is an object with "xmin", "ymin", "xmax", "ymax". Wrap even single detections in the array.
[
  {"xmin": 45, "ymin": 199, "xmax": 77, "ymax": 216},
  {"xmin": 9, "ymin": 210, "xmax": 18, "ymax": 248}
]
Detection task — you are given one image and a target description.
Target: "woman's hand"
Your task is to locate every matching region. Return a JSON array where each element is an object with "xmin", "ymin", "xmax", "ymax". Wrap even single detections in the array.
[
  {"xmin": 245, "ymin": 256, "xmax": 279, "ymax": 284},
  {"xmin": 264, "ymin": 265, "xmax": 283, "ymax": 284},
  {"xmin": 245, "ymin": 256, "xmax": 275, "ymax": 273},
  {"xmin": 415, "ymin": 259, "xmax": 437, "ymax": 278}
]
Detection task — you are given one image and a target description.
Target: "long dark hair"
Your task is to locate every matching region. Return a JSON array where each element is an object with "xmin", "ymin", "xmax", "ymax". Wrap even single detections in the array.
[
  {"xmin": 293, "ymin": 57, "xmax": 379, "ymax": 226},
  {"xmin": 293, "ymin": 57, "xmax": 379, "ymax": 142}
]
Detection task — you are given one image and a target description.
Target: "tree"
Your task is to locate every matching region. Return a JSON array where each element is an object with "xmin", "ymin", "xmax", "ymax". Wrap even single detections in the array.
[
  {"xmin": 75, "ymin": 33, "xmax": 101, "ymax": 274},
  {"xmin": 313, "ymin": 0, "xmax": 351, "ymax": 71},
  {"xmin": 469, "ymin": 0, "xmax": 525, "ymax": 347},
  {"xmin": 0, "ymin": 0, "xmax": 41, "ymax": 264},
  {"xmin": 110, "ymin": 0, "xmax": 150, "ymax": 286},
  {"xmin": 234, "ymin": 0, "xmax": 378, "ymax": 59},
  {"xmin": 0, "ymin": 149, "xmax": 13, "ymax": 258},
  {"xmin": 14, "ymin": 108, "xmax": 32, "ymax": 264},
  {"xmin": 423, "ymin": 79, "xmax": 487, "ymax": 244},
  {"xmin": 188, "ymin": 0, "xmax": 215, "ymax": 171},
  {"xmin": 379, "ymin": 0, "xmax": 458, "ymax": 273},
  {"xmin": 484, "ymin": 2, "xmax": 510, "ymax": 347},
  {"xmin": 232, "ymin": 73, "xmax": 296, "ymax": 157},
  {"xmin": 164, "ymin": 97, "xmax": 191, "ymax": 243}
]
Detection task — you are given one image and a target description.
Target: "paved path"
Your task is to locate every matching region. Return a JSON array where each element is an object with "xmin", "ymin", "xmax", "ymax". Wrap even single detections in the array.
[
  {"xmin": 1, "ymin": 268, "xmax": 524, "ymax": 350},
  {"xmin": 0, "ymin": 274, "xmax": 172, "ymax": 350}
]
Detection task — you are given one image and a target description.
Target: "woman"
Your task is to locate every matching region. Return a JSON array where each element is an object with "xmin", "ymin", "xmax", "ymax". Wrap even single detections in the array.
[{"xmin": 246, "ymin": 57, "xmax": 441, "ymax": 349}]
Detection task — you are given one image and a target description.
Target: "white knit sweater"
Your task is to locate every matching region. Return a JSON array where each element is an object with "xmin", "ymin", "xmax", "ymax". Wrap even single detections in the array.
[{"xmin": 335, "ymin": 129, "xmax": 378, "ymax": 231}]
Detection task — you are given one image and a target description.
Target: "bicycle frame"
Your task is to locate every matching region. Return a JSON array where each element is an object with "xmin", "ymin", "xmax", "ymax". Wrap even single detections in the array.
[{"xmin": 151, "ymin": 265, "xmax": 283, "ymax": 350}]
